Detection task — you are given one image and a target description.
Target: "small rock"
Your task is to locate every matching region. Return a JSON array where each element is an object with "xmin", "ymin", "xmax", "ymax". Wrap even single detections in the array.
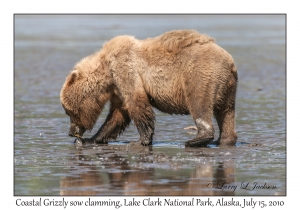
[
  {"xmin": 74, "ymin": 138, "xmax": 83, "ymax": 145},
  {"xmin": 184, "ymin": 126, "xmax": 198, "ymax": 130},
  {"xmin": 249, "ymin": 143, "xmax": 262, "ymax": 147}
]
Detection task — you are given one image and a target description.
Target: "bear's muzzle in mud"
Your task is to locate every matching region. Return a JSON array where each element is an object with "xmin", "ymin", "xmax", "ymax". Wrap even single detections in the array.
[{"xmin": 68, "ymin": 123, "xmax": 86, "ymax": 138}]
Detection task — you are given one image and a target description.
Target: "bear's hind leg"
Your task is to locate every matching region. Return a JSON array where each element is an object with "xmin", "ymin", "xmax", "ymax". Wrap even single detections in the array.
[
  {"xmin": 214, "ymin": 74, "xmax": 237, "ymax": 146},
  {"xmin": 184, "ymin": 93, "xmax": 215, "ymax": 147},
  {"xmin": 214, "ymin": 93, "xmax": 237, "ymax": 146},
  {"xmin": 185, "ymin": 116, "xmax": 215, "ymax": 147},
  {"xmin": 214, "ymin": 108, "xmax": 237, "ymax": 146}
]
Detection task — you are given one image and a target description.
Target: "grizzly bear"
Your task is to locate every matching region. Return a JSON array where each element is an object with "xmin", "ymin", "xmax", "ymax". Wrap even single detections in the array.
[{"xmin": 60, "ymin": 30, "xmax": 238, "ymax": 147}]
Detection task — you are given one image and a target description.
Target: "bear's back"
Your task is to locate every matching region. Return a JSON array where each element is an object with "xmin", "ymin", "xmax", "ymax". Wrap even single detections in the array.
[{"xmin": 142, "ymin": 30, "xmax": 215, "ymax": 54}]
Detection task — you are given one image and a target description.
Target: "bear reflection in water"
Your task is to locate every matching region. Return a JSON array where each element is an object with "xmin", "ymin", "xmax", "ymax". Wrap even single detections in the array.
[
  {"xmin": 60, "ymin": 30, "xmax": 238, "ymax": 147},
  {"xmin": 60, "ymin": 146, "xmax": 235, "ymax": 196}
]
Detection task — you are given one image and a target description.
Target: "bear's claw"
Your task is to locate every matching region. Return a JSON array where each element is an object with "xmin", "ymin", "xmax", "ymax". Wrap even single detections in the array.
[{"xmin": 185, "ymin": 138, "xmax": 214, "ymax": 147}]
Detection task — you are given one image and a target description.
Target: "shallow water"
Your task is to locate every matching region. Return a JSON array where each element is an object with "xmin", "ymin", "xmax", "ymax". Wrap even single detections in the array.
[{"xmin": 14, "ymin": 14, "xmax": 286, "ymax": 196}]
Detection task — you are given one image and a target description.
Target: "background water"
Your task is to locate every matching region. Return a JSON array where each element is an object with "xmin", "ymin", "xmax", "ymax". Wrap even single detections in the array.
[{"xmin": 14, "ymin": 14, "xmax": 285, "ymax": 196}]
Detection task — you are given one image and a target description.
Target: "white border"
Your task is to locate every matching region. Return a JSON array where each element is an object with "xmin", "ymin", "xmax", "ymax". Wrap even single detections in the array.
[{"xmin": 4, "ymin": 0, "xmax": 296, "ymax": 208}]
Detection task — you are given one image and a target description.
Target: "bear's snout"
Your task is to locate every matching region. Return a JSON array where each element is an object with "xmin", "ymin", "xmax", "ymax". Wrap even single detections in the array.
[
  {"xmin": 68, "ymin": 131, "xmax": 75, "ymax": 137},
  {"xmin": 68, "ymin": 123, "xmax": 85, "ymax": 137},
  {"xmin": 68, "ymin": 125, "xmax": 77, "ymax": 137}
]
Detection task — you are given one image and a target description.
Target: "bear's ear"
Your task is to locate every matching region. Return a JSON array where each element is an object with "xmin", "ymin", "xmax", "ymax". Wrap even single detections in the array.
[{"xmin": 66, "ymin": 70, "xmax": 79, "ymax": 87}]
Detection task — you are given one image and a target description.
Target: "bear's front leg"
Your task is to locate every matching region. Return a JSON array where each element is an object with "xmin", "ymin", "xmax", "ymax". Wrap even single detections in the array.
[
  {"xmin": 111, "ymin": 66, "xmax": 155, "ymax": 146},
  {"xmin": 93, "ymin": 108, "xmax": 130, "ymax": 144},
  {"xmin": 84, "ymin": 96, "xmax": 131, "ymax": 144},
  {"xmin": 128, "ymin": 100, "xmax": 155, "ymax": 146}
]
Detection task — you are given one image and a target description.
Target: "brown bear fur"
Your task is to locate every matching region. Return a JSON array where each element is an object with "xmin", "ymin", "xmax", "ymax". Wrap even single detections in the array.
[{"xmin": 60, "ymin": 30, "xmax": 238, "ymax": 147}]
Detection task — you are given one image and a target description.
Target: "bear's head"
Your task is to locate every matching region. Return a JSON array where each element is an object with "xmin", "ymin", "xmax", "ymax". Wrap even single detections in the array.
[{"xmin": 60, "ymin": 64, "xmax": 111, "ymax": 138}]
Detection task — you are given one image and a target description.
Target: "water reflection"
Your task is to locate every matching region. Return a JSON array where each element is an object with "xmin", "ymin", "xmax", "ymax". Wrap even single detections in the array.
[{"xmin": 60, "ymin": 145, "xmax": 235, "ymax": 195}]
